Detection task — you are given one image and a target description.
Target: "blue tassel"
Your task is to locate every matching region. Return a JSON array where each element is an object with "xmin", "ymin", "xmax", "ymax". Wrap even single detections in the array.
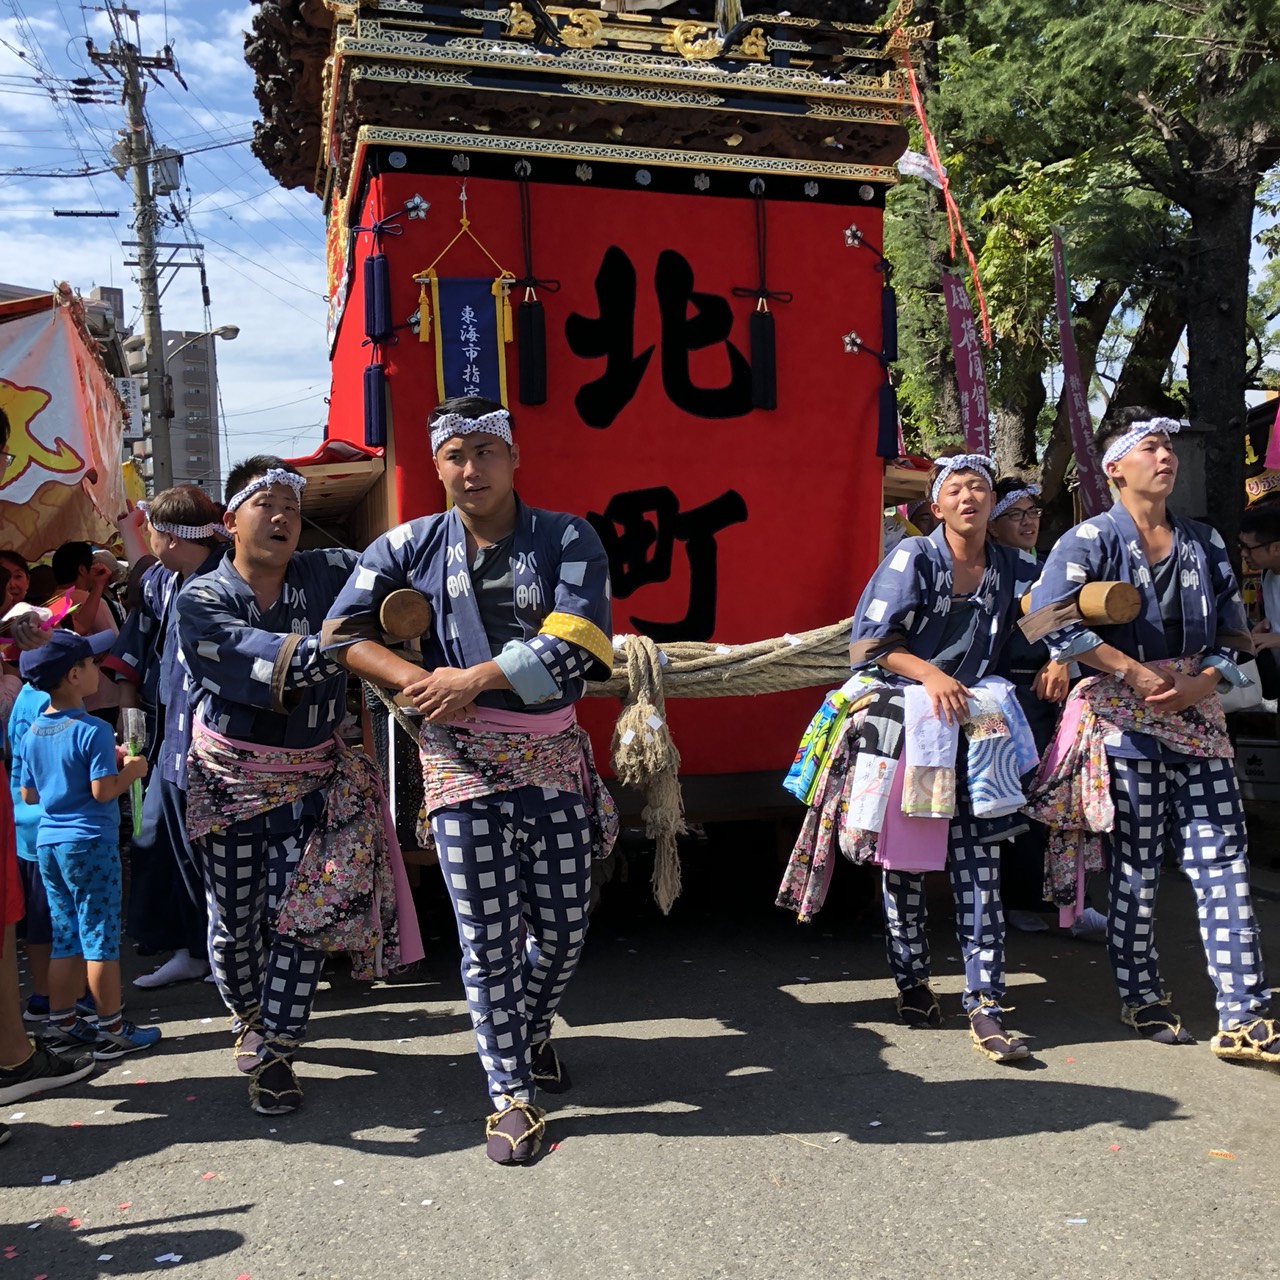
[{"xmin": 364, "ymin": 362, "xmax": 387, "ymax": 448}]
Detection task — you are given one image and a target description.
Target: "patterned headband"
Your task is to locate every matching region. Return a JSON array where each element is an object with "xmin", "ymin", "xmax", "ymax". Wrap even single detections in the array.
[
  {"xmin": 430, "ymin": 408, "xmax": 513, "ymax": 454},
  {"xmin": 930, "ymin": 454, "xmax": 996, "ymax": 504},
  {"xmin": 1101, "ymin": 418, "xmax": 1183, "ymax": 469},
  {"xmin": 990, "ymin": 484, "xmax": 1041, "ymax": 520},
  {"xmin": 224, "ymin": 467, "xmax": 307, "ymax": 515},
  {"xmin": 138, "ymin": 501, "xmax": 228, "ymax": 543}
]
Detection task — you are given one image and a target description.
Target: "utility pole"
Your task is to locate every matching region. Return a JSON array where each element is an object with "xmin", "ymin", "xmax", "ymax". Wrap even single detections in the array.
[{"xmin": 88, "ymin": 5, "xmax": 184, "ymax": 493}]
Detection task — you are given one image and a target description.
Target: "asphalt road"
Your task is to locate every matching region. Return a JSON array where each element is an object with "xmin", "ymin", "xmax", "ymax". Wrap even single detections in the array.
[{"xmin": 3, "ymin": 832, "xmax": 1278, "ymax": 1280}]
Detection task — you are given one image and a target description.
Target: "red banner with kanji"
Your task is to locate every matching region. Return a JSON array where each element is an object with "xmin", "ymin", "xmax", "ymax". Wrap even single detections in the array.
[{"xmin": 327, "ymin": 169, "xmax": 888, "ymax": 778}]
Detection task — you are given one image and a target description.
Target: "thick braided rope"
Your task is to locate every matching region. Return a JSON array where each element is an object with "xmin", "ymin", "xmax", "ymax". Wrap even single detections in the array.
[{"xmin": 364, "ymin": 617, "xmax": 856, "ymax": 914}]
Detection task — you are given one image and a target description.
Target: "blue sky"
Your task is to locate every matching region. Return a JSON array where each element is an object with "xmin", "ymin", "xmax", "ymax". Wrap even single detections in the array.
[{"xmin": 0, "ymin": 0, "xmax": 330, "ymax": 468}]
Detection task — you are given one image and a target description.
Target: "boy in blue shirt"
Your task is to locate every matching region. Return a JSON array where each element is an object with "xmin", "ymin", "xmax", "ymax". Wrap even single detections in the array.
[{"xmin": 15, "ymin": 631, "xmax": 161, "ymax": 1059}]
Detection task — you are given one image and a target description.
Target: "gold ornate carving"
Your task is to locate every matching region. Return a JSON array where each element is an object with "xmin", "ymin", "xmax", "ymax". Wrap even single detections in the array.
[
  {"xmin": 667, "ymin": 21, "xmax": 722, "ymax": 60},
  {"xmin": 560, "ymin": 9, "xmax": 604, "ymax": 48},
  {"xmin": 505, "ymin": 3, "xmax": 536, "ymax": 38},
  {"xmin": 740, "ymin": 27, "xmax": 767, "ymax": 59}
]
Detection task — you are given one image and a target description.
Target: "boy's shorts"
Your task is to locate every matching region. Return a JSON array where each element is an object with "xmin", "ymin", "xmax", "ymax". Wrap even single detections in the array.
[
  {"xmin": 37, "ymin": 839, "xmax": 122, "ymax": 962},
  {"xmin": 15, "ymin": 859, "xmax": 53, "ymax": 946}
]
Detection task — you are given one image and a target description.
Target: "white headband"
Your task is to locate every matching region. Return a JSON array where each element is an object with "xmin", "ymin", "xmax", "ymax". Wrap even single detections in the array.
[
  {"xmin": 931, "ymin": 454, "xmax": 996, "ymax": 504},
  {"xmin": 138, "ymin": 501, "xmax": 227, "ymax": 543},
  {"xmin": 990, "ymin": 484, "xmax": 1041, "ymax": 520},
  {"xmin": 1101, "ymin": 418, "xmax": 1183, "ymax": 469},
  {"xmin": 225, "ymin": 467, "xmax": 307, "ymax": 514},
  {"xmin": 430, "ymin": 408, "xmax": 513, "ymax": 454}
]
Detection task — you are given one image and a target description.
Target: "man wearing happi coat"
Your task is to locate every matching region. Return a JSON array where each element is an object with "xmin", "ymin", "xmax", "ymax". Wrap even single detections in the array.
[
  {"xmin": 323, "ymin": 395, "xmax": 618, "ymax": 1164},
  {"xmin": 1024, "ymin": 409, "xmax": 1277, "ymax": 1066}
]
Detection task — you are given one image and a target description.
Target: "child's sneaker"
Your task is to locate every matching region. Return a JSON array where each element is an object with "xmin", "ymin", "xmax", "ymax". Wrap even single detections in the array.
[
  {"xmin": 43, "ymin": 1017, "xmax": 100, "ymax": 1056},
  {"xmin": 92, "ymin": 1019, "xmax": 161, "ymax": 1061},
  {"xmin": 22, "ymin": 994, "xmax": 50, "ymax": 1024}
]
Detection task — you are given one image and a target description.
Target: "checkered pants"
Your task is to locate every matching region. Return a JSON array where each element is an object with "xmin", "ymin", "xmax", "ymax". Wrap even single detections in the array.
[
  {"xmin": 882, "ymin": 814, "xmax": 1004, "ymax": 1012},
  {"xmin": 431, "ymin": 786, "xmax": 592, "ymax": 1103},
  {"xmin": 198, "ymin": 814, "xmax": 326, "ymax": 1050},
  {"xmin": 1108, "ymin": 755, "xmax": 1266, "ymax": 1027}
]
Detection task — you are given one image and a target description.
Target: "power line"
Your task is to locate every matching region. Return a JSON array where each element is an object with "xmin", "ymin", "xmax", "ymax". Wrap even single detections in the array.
[
  {"xmin": 0, "ymin": 134, "xmax": 252, "ymax": 177},
  {"xmin": 223, "ymin": 389, "xmax": 326, "ymax": 417},
  {"xmin": 198, "ymin": 228, "xmax": 324, "ymax": 298}
]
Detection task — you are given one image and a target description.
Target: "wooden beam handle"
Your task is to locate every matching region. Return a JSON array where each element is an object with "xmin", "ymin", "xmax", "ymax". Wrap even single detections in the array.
[
  {"xmin": 379, "ymin": 588, "xmax": 434, "ymax": 641},
  {"xmin": 1020, "ymin": 580, "xmax": 1141, "ymax": 625}
]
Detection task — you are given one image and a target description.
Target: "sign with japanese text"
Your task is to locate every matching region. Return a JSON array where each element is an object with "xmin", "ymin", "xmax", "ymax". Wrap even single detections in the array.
[{"xmin": 941, "ymin": 271, "xmax": 989, "ymax": 455}]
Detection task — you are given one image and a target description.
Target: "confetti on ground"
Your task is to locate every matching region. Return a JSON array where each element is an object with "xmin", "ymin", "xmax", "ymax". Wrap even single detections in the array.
[
  {"xmin": 58, "ymin": 1180, "xmax": 71, "ymax": 1186},
  {"xmin": 97, "ymin": 1255, "xmax": 113, "ymax": 1262},
  {"xmin": 185, "ymin": 1095, "xmax": 196, "ymax": 1102},
  {"xmin": 68, "ymin": 1219, "xmax": 81, "ymax": 1229},
  {"xmin": 548, "ymin": 1142, "xmax": 560, "ymax": 1152},
  {"xmin": 68, "ymin": 1122, "xmax": 81, "ymax": 1128},
  {"xmin": 201, "ymin": 1173, "xmax": 216, "ymax": 1181},
  {"xmin": 432, "ymin": 1109, "xmax": 443, "ymax": 1115},
  {"xmin": 421, "ymin": 1200, "xmax": 433, "ymax": 1207},
  {"xmin": 52, "ymin": 1209, "xmax": 66, "ymax": 1217},
  {"xmin": 1044, "ymin": 999, "xmax": 1056, "ymax": 1004},
  {"xmin": 26, "ymin": 1224, "xmax": 39, "ymax": 1231},
  {"xmin": 39, "ymin": 1176, "xmax": 55, "ymax": 1184},
  {"xmin": 8, "ymin": 1112, "xmax": 24, "ymax": 1121},
  {"xmin": 154, "ymin": 1253, "xmax": 183, "ymax": 1263},
  {"xmin": 268, "ymin": 1128, "xmax": 277, "ymax": 1134},
  {"xmin": 1208, "ymin": 1150, "xmax": 1236, "ymax": 1160},
  {"xmin": 1065, "ymin": 1057, "xmax": 1076, "ymax": 1064},
  {"xmin": 830, "ymin": 1136, "xmax": 842, "ymax": 1144},
  {"xmin": 93, "ymin": 1110, "xmax": 105, "ymax": 1116},
  {"xmin": 333, "ymin": 1179, "xmax": 344, "ymax": 1186},
  {"xmin": 1109, "ymin": 1144, "xmax": 1121, "ymax": 1152},
  {"xmin": 33, "ymin": 1273, "xmax": 48, "ymax": 1279},
  {"xmin": 236, "ymin": 1273, "xmax": 251, "ymax": 1279},
  {"xmin": 868, "ymin": 1121, "xmax": 882, "ymax": 1128},
  {"xmin": 1066, "ymin": 1218, "xmax": 1088, "ymax": 1225},
  {"xmin": 117, "ymin": 1203, "xmax": 131, "ymax": 1211},
  {"xmin": 200, "ymin": 1018, "xmax": 212, "ymax": 1024}
]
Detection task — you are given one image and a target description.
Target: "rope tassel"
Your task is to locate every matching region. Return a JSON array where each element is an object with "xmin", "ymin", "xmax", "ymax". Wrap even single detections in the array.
[{"xmin": 610, "ymin": 635, "xmax": 686, "ymax": 915}]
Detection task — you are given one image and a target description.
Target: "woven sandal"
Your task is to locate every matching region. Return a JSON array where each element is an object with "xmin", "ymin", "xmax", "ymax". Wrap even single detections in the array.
[
  {"xmin": 249, "ymin": 1044, "xmax": 302, "ymax": 1116},
  {"xmin": 232, "ymin": 1007, "xmax": 265, "ymax": 1075},
  {"xmin": 531, "ymin": 1039, "xmax": 572, "ymax": 1094},
  {"xmin": 896, "ymin": 983, "xmax": 942, "ymax": 1029},
  {"xmin": 968, "ymin": 999, "xmax": 1030, "ymax": 1063},
  {"xmin": 1210, "ymin": 1017, "xmax": 1280, "ymax": 1066},
  {"xmin": 485, "ymin": 1096, "xmax": 546, "ymax": 1164},
  {"xmin": 1120, "ymin": 997, "xmax": 1195, "ymax": 1045}
]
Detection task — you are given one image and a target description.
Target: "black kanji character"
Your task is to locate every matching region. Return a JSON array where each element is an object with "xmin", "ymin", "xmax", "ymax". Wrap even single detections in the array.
[
  {"xmin": 588, "ymin": 486, "xmax": 748, "ymax": 642},
  {"xmin": 654, "ymin": 249, "xmax": 754, "ymax": 419},
  {"xmin": 565, "ymin": 245, "xmax": 654, "ymax": 429}
]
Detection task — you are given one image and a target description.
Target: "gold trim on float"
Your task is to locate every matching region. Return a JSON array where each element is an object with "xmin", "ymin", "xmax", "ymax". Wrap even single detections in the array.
[
  {"xmin": 344, "ymin": 62, "xmax": 903, "ymax": 125},
  {"xmin": 349, "ymin": 124, "xmax": 898, "ymax": 185},
  {"xmin": 331, "ymin": 30, "xmax": 907, "ymax": 105}
]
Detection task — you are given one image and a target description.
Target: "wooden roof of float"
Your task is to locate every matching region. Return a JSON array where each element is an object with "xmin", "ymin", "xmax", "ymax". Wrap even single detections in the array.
[{"xmin": 246, "ymin": 1, "xmax": 925, "ymax": 200}]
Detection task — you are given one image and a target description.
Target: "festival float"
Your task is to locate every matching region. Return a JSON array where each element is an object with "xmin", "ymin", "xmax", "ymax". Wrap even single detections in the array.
[{"xmin": 246, "ymin": 0, "xmax": 932, "ymax": 902}]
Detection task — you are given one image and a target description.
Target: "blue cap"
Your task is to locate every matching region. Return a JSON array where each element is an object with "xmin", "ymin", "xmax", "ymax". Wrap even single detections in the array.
[{"xmin": 18, "ymin": 628, "xmax": 116, "ymax": 692}]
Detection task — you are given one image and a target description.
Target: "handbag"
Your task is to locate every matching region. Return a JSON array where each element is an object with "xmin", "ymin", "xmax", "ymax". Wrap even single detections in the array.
[{"xmin": 1219, "ymin": 658, "xmax": 1264, "ymax": 713}]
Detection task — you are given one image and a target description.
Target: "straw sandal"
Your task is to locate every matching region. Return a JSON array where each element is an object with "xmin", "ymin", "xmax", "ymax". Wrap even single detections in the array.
[
  {"xmin": 896, "ymin": 983, "xmax": 942, "ymax": 1029},
  {"xmin": 1210, "ymin": 1017, "xmax": 1280, "ymax": 1066},
  {"xmin": 531, "ymin": 1039, "xmax": 572, "ymax": 1094},
  {"xmin": 249, "ymin": 1043, "xmax": 302, "ymax": 1116},
  {"xmin": 968, "ymin": 998, "xmax": 1030, "ymax": 1063},
  {"xmin": 484, "ymin": 1096, "xmax": 546, "ymax": 1164},
  {"xmin": 1120, "ymin": 996, "xmax": 1194, "ymax": 1045},
  {"xmin": 232, "ymin": 1007, "xmax": 265, "ymax": 1074}
]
